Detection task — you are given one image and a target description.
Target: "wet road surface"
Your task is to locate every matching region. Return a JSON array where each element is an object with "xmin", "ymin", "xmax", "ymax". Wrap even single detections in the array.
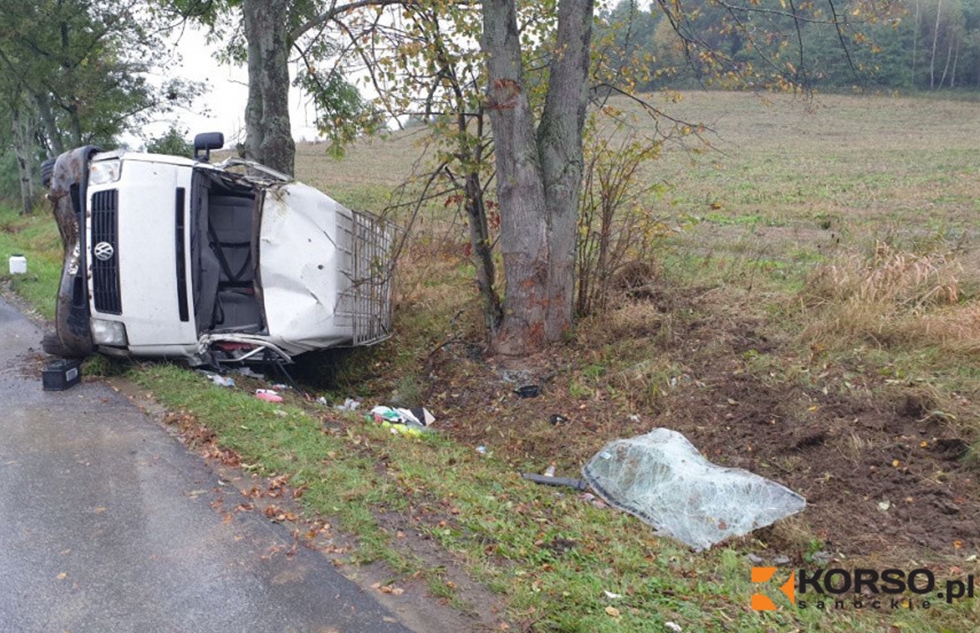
[{"xmin": 0, "ymin": 296, "xmax": 415, "ymax": 633}]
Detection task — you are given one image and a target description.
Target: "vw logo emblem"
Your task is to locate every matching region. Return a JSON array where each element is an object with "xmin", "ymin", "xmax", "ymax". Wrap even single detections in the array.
[{"xmin": 93, "ymin": 241, "xmax": 114, "ymax": 262}]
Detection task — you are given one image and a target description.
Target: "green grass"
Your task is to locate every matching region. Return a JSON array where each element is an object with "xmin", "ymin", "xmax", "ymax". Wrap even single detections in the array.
[{"xmin": 0, "ymin": 208, "xmax": 62, "ymax": 319}]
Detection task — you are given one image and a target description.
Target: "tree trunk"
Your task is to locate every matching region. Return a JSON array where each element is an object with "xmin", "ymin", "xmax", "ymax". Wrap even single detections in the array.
[
  {"xmin": 464, "ymin": 169, "xmax": 503, "ymax": 331},
  {"xmin": 10, "ymin": 103, "xmax": 37, "ymax": 215},
  {"xmin": 35, "ymin": 92, "xmax": 64, "ymax": 155},
  {"xmin": 537, "ymin": 0, "xmax": 592, "ymax": 341},
  {"xmin": 482, "ymin": 0, "xmax": 550, "ymax": 355},
  {"xmin": 940, "ymin": 26, "xmax": 954, "ymax": 88},
  {"xmin": 950, "ymin": 36, "xmax": 959, "ymax": 87},
  {"xmin": 242, "ymin": 0, "xmax": 296, "ymax": 176},
  {"xmin": 482, "ymin": 0, "xmax": 593, "ymax": 355},
  {"xmin": 912, "ymin": 0, "xmax": 920, "ymax": 85},
  {"xmin": 931, "ymin": 0, "xmax": 942, "ymax": 89}
]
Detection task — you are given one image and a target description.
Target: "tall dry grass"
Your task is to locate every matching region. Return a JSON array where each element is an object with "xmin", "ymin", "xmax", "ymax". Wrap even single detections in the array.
[{"xmin": 799, "ymin": 241, "xmax": 978, "ymax": 352}]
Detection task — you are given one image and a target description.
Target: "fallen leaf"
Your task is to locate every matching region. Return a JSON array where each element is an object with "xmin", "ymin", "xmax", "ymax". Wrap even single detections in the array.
[
  {"xmin": 605, "ymin": 606, "xmax": 620, "ymax": 618},
  {"xmin": 56, "ymin": 572, "xmax": 67, "ymax": 580}
]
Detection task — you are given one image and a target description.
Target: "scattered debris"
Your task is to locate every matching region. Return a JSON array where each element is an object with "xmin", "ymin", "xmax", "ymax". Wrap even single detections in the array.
[
  {"xmin": 549, "ymin": 414, "xmax": 569, "ymax": 426},
  {"xmin": 580, "ymin": 492, "xmax": 607, "ymax": 509},
  {"xmin": 665, "ymin": 622, "xmax": 682, "ymax": 632},
  {"xmin": 476, "ymin": 446, "xmax": 487, "ymax": 455},
  {"xmin": 369, "ymin": 406, "xmax": 435, "ymax": 428},
  {"xmin": 514, "ymin": 385, "xmax": 541, "ymax": 398},
  {"xmin": 42, "ymin": 359, "xmax": 81, "ymax": 391},
  {"xmin": 501, "ymin": 369, "xmax": 532, "ymax": 385},
  {"xmin": 520, "ymin": 472, "xmax": 588, "ymax": 491},
  {"xmin": 255, "ymin": 389, "xmax": 283, "ymax": 403},
  {"xmin": 234, "ymin": 366, "xmax": 266, "ymax": 379},
  {"xmin": 581, "ymin": 428, "xmax": 806, "ymax": 550},
  {"xmin": 8, "ymin": 254, "xmax": 27, "ymax": 275},
  {"xmin": 336, "ymin": 398, "xmax": 361, "ymax": 411},
  {"xmin": 200, "ymin": 371, "xmax": 235, "ymax": 387},
  {"xmin": 603, "ymin": 591, "xmax": 623, "ymax": 600},
  {"xmin": 369, "ymin": 405, "xmax": 435, "ymax": 438}
]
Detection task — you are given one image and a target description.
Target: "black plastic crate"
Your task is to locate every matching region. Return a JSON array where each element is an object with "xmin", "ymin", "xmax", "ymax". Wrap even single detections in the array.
[{"xmin": 42, "ymin": 359, "xmax": 82, "ymax": 391}]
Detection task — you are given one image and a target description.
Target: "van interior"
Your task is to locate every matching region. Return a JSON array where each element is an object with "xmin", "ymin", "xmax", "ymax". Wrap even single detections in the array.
[{"xmin": 190, "ymin": 170, "xmax": 265, "ymax": 335}]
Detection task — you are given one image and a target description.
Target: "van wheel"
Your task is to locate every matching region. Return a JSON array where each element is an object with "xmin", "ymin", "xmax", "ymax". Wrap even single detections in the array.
[{"xmin": 42, "ymin": 332, "xmax": 76, "ymax": 357}]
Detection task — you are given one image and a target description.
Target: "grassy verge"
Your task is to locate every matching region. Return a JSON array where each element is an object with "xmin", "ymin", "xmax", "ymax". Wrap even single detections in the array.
[{"xmin": 0, "ymin": 206, "xmax": 62, "ymax": 320}]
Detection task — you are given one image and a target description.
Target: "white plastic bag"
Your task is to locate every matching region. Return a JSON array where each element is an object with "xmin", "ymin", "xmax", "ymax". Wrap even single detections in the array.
[{"xmin": 582, "ymin": 428, "xmax": 806, "ymax": 550}]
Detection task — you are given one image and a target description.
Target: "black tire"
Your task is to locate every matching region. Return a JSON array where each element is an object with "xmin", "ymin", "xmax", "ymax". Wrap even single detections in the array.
[
  {"xmin": 41, "ymin": 332, "xmax": 84, "ymax": 358},
  {"xmin": 41, "ymin": 157, "xmax": 56, "ymax": 188}
]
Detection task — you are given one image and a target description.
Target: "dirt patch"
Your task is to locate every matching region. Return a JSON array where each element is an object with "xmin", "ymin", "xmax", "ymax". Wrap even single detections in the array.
[{"xmin": 422, "ymin": 291, "xmax": 980, "ymax": 564}]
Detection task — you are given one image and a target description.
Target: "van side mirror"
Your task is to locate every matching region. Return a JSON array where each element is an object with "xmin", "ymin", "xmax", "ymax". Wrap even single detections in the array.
[{"xmin": 194, "ymin": 132, "xmax": 224, "ymax": 162}]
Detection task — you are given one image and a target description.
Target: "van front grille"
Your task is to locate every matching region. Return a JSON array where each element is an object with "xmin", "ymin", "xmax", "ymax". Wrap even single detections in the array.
[{"xmin": 91, "ymin": 189, "xmax": 121, "ymax": 314}]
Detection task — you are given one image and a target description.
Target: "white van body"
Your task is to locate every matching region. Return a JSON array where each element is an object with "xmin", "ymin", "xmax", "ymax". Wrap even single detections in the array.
[{"xmin": 45, "ymin": 140, "xmax": 394, "ymax": 366}]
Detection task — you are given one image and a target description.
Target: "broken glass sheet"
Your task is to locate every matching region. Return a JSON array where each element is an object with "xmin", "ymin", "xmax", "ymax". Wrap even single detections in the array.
[{"xmin": 582, "ymin": 428, "xmax": 806, "ymax": 551}]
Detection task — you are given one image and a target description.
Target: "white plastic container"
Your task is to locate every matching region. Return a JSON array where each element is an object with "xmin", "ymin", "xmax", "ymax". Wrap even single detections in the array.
[{"xmin": 9, "ymin": 255, "xmax": 27, "ymax": 275}]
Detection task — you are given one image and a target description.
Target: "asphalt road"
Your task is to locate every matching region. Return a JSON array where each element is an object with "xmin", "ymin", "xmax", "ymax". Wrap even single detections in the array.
[{"xmin": 0, "ymin": 295, "xmax": 415, "ymax": 633}]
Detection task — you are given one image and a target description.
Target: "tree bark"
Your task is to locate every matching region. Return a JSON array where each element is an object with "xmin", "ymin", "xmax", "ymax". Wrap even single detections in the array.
[
  {"xmin": 538, "ymin": 0, "xmax": 592, "ymax": 341},
  {"xmin": 242, "ymin": 0, "xmax": 296, "ymax": 176},
  {"xmin": 482, "ymin": 0, "xmax": 551, "ymax": 355},
  {"xmin": 482, "ymin": 0, "xmax": 593, "ymax": 355}
]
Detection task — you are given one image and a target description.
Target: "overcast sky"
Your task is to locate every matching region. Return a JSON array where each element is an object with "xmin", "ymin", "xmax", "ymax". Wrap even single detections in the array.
[{"xmin": 139, "ymin": 27, "xmax": 322, "ymax": 149}]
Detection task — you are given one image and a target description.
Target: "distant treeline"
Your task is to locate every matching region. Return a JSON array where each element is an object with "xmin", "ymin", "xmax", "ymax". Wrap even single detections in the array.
[{"xmin": 599, "ymin": 0, "xmax": 980, "ymax": 92}]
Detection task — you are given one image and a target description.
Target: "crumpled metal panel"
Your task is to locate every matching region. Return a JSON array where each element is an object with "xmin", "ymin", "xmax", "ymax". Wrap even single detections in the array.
[
  {"xmin": 258, "ymin": 182, "xmax": 352, "ymax": 354},
  {"xmin": 47, "ymin": 147, "xmax": 99, "ymax": 356}
]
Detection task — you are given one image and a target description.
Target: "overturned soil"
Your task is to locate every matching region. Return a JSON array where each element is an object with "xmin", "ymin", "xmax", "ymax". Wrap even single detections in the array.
[{"xmin": 418, "ymin": 289, "xmax": 980, "ymax": 564}]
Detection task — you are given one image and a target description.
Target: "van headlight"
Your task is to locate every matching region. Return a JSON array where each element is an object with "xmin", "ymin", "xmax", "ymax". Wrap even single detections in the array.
[
  {"xmin": 92, "ymin": 319, "xmax": 128, "ymax": 346},
  {"xmin": 89, "ymin": 159, "xmax": 122, "ymax": 185}
]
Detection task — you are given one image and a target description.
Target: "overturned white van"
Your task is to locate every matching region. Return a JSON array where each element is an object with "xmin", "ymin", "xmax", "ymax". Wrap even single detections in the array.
[{"xmin": 43, "ymin": 133, "xmax": 395, "ymax": 367}]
